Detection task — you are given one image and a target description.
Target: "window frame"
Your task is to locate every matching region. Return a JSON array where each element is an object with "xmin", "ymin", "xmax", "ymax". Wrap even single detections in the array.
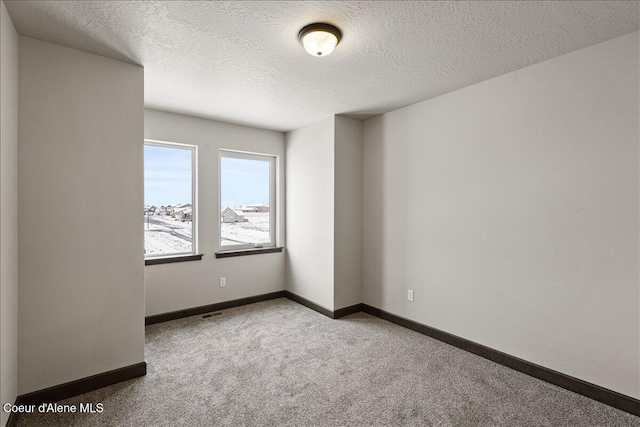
[
  {"xmin": 144, "ymin": 139, "xmax": 198, "ymax": 260},
  {"xmin": 218, "ymin": 149, "xmax": 277, "ymax": 252}
]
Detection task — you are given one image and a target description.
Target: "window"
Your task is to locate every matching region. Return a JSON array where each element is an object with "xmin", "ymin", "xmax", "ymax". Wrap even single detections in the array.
[
  {"xmin": 219, "ymin": 150, "xmax": 276, "ymax": 250},
  {"xmin": 144, "ymin": 140, "xmax": 197, "ymax": 258}
]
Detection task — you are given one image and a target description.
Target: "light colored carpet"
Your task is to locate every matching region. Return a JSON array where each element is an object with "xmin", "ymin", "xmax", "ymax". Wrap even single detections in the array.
[{"xmin": 15, "ymin": 298, "xmax": 640, "ymax": 426}]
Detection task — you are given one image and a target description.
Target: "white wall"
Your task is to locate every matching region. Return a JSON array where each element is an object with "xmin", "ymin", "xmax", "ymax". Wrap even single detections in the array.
[
  {"xmin": 144, "ymin": 109, "xmax": 286, "ymax": 316},
  {"xmin": 18, "ymin": 37, "xmax": 145, "ymax": 394},
  {"xmin": 363, "ymin": 32, "xmax": 640, "ymax": 399},
  {"xmin": 286, "ymin": 115, "xmax": 363, "ymax": 312},
  {"xmin": 334, "ymin": 116, "xmax": 363, "ymax": 310},
  {"xmin": 0, "ymin": 1, "xmax": 19, "ymax": 422},
  {"xmin": 286, "ymin": 116, "xmax": 335, "ymax": 311}
]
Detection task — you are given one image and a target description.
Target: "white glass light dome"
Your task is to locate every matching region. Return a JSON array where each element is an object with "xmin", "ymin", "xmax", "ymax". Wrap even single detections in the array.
[{"xmin": 298, "ymin": 23, "xmax": 342, "ymax": 57}]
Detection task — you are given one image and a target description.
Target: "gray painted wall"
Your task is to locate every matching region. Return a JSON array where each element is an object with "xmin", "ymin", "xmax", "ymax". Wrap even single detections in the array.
[
  {"xmin": 334, "ymin": 116, "xmax": 363, "ymax": 310},
  {"xmin": 286, "ymin": 115, "xmax": 364, "ymax": 312},
  {"xmin": 0, "ymin": 1, "xmax": 19, "ymax": 423},
  {"xmin": 144, "ymin": 109, "xmax": 286, "ymax": 316},
  {"xmin": 285, "ymin": 116, "xmax": 336, "ymax": 311},
  {"xmin": 18, "ymin": 37, "xmax": 145, "ymax": 394},
  {"xmin": 362, "ymin": 32, "xmax": 640, "ymax": 399}
]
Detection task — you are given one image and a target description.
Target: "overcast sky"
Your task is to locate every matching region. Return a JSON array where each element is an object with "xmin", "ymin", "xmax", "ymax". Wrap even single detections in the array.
[
  {"xmin": 144, "ymin": 144, "xmax": 192, "ymax": 206},
  {"xmin": 220, "ymin": 157, "xmax": 270, "ymax": 207},
  {"xmin": 144, "ymin": 145, "xmax": 270, "ymax": 207}
]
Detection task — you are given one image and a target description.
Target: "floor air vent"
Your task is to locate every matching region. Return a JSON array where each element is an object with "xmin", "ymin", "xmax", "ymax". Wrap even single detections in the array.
[{"xmin": 202, "ymin": 312, "xmax": 223, "ymax": 319}]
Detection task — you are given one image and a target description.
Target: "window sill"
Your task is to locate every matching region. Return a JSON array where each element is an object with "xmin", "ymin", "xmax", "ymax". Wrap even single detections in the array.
[
  {"xmin": 215, "ymin": 247, "xmax": 283, "ymax": 258},
  {"xmin": 145, "ymin": 254, "xmax": 203, "ymax": 266}
]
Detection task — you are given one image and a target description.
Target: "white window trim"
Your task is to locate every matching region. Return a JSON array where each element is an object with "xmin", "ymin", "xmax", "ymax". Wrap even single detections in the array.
[
  {"xmin": 144, "ymin": 139, "xmax": 198, "ymax": 259},
  {"xmin": 219, "ymin": 149, "xmax": 276, "ymax": 251}
]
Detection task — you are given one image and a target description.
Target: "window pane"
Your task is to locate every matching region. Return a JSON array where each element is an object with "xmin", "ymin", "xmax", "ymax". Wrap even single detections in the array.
[
  {"xmin": 220, "ymin": 156, "xmax": 271, "ymax": 247},
  {"xmin": 144, "ymin": 144, "xmax": 194, "ymax": 257}
]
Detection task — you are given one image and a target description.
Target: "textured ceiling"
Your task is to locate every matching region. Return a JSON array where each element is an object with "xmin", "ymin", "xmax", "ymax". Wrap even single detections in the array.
[{"xmin": 5, "ymin": 1, "xmax": 639, "ymax": 131}]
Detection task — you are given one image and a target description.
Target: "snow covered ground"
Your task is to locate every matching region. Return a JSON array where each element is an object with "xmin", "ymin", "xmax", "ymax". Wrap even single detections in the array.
[
  {"xmin": 144, "ymin": 215, "xmax": 193, "ymax": 256},
  {"xmin": 221, "ymin": 212, "xmax": 270, "ymax": 246},
  {"xmin": 144, "ymin": 211, "xmax": 271, "ymax": 255}
]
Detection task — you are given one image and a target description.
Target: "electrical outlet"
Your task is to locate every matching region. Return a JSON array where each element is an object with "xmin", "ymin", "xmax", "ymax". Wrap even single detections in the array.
[
  {"xmin": 408, "ymin": 290, "xmax": 414, "ymax": 302},
  {"xmin": 219, "ymin": 277, "xmax": 226, "ymax": 287}
]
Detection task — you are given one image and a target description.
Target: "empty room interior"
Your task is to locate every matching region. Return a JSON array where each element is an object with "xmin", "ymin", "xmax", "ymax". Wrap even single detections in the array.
[{"xmin": 1, "ymin": 1, "xmax": 639, "ymax": 426}]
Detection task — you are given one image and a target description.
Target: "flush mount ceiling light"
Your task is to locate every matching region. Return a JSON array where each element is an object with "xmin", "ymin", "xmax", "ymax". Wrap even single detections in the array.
[{"xmin": 298, "ymin": 23, "xmax": 342, "ymax": 57}]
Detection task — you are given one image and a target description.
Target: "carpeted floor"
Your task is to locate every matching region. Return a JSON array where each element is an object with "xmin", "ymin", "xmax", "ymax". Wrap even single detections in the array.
[{"xmin": 15, "ymin": 298, "xmax": 640, "ymax": 426}]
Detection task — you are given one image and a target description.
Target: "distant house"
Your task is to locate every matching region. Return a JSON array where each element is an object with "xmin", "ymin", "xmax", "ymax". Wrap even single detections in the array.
[
  {"xmin": 245, "ymin": 204, "xmax": 269, "ymax": 213},
  {"xmin": 144, "ymin": 205, "xmax": 158, "ymax": 215},
  {"xmin": 174, "ymin": 207, "xmax": 192, "ymax": 222},
  {"xmin": 158, "ymin": 205, "xmax": 174, "ymax": 216},
  {"xmin": 221, "ymin": 207, "xmax": 247, "ymax": 223}
]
